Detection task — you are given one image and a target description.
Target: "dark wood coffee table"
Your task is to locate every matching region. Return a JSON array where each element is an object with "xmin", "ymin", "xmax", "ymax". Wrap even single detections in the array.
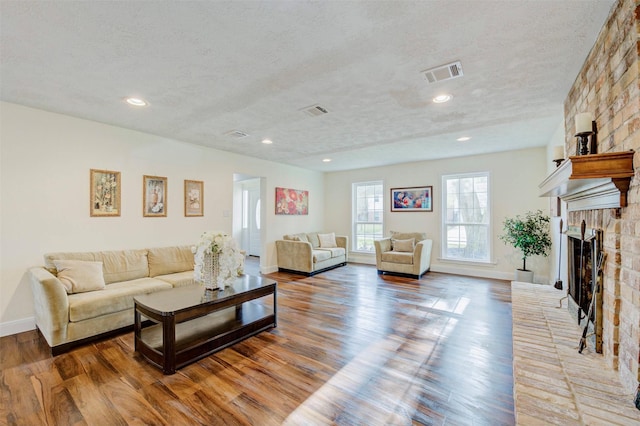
[{"xmin": 134, "ymin": 274, "xmax": 277, "ymax": 374}]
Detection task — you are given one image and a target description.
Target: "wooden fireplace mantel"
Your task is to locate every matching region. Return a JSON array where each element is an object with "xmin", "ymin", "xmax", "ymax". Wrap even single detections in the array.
[{"xmin": 539, "ymin": 151, "xmax": 635, "ymax": 211}]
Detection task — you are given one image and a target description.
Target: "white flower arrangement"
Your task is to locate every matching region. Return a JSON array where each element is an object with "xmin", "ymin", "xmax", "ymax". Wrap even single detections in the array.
[{"xmin": 192, "ymin": 231, "xmax": 244, "ymax": 288}]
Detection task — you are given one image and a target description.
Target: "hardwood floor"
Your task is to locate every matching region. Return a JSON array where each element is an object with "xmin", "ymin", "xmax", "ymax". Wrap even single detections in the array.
[{"xmin": 0, "ymin": 259, "xmax": 515, "ymax": 425}]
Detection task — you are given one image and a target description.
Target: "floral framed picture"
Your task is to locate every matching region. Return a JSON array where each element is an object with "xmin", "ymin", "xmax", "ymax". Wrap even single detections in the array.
[
  {"xmin": 90, "ymin": 169, "xmax": 121, "ymax": 217},
  {"xmin": 390, "ymin": 186, "xmax": 433, "ymax": 212},
  {"xmin": 275, "ymin": 187, "xmax": 309, "ymax": 215},
  {"xmin": 184, "ymin": 180, "xmax": 204, "ymax": 217},
  {"xmin": 143, "ymin": 175, "xmax": 167, "ymax": 217}
]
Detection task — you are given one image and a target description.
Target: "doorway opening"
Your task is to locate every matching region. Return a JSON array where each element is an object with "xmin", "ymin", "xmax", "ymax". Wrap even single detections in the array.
[{"xmin": 233, "ymin": 175, "xmax": 265, "ymax": 271}]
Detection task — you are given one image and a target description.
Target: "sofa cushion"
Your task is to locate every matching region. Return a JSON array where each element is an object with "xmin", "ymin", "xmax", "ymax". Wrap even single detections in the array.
[
  {"xmin": 307, "ymin": 232, "xmax": 321, "ymax": 248},
  {"xmin": 390, "ymin": 231, "xmax": 427, "ymax": 242},
  {"xmin": 54, "ymin": 260, "xmax": 106, "ymax": 294},
  {"xmin": 68, "ymin": 277, "xmax": 172, "ymax": 322},
  {"xmin": 148, "ymin": 246, "xmax": 194, "ymax": 277},
  {"xmin": 381, "ymin": 251, "xmax": 414, "ymax": 265},
  {"xmin": 312, "ymin": 249, "xmax": 332, "ymax": 263},
  {"xmin": 283, "ymin": 233, "xmax": 309, "ymax": 243},
  {"xmin": 101, "ymin": 250, "xmax": 150, "ymax": 283},
  {"xmin": 318, "ymin": 232, "xmax": 338, "ymax": 248},
  {"xmin": 321, "ymin": 247, "xmax": 345, "ymax": 258},
  {"xmin": 155, "ymin": 271, "xmax": 195, "ymax": 288},
  {"xmin": 392, "ymin": 238, "xmax": 415, "ymax": 253},
  {"xmin": 44, "ymin": 249, "xmax": 149, "ymax": 284}
]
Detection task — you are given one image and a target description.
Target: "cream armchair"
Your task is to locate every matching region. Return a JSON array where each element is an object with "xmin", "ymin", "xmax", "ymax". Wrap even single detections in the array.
[{"xmin": 374, "ymin": 231, "xmax": 432, "ymax": 278}]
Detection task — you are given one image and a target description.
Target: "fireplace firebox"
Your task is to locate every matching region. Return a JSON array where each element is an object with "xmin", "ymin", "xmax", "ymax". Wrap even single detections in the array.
[{"xmin": 566, "ymin": 224, "xmax": 603, "ymax": 353}]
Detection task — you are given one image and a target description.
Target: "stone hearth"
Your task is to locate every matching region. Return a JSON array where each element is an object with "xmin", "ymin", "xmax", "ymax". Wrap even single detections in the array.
[{"xmin": 511, "ymin": 281, "xmax": 638, "ymax": 424}]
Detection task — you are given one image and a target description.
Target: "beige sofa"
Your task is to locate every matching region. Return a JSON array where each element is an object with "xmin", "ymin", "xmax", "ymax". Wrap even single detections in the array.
[
  {"xmin": 374, "ymin": 231, "xmax": 433, "ymax": 278},
  {"xmin": 275, "ymin": 232, "xmax": 348, "ymax": 275},
  {"xmin": 27, "ymin": 245, "xmax": 196, "ymax": 354}
]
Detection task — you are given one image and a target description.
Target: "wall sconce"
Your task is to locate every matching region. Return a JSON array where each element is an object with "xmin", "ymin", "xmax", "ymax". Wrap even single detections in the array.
[{"xmin": 575, "ymin": 112, "xmax": 598, "ymax": 155}]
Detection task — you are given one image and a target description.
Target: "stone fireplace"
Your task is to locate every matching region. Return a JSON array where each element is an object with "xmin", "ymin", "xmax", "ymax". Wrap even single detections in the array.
[
  {"xmin": 537, "ymin": 0, "xmax": 640, "ymax": 399},
  {"xmin": 541, "ymin": 150, "xmax": 636, "ymax": 395}
]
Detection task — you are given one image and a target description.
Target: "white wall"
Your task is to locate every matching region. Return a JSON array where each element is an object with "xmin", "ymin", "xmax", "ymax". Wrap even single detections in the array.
[
  {"xmin": 0, "ymin": 102, "xmax": 324, "ymax": 334},
  {"xmin": 546, "ymin": 120, "xmax": 569, "ymax": 288},
  {"xmin": 324, "ymin": 147, "xmax": 551, "ymax": 282}
]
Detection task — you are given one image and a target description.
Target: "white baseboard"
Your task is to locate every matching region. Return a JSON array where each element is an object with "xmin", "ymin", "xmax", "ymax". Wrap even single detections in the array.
[
  {"xmin": 0, "ymin": 317, "xmax": 36, "ymax": 337},
  {"xmin": 431, "ymin": 264, "xmax": 549, "ymax": 284},
  {"xmin": 430, "ymin": 264, "xmax": 514, "ymax": 281},
  {"xmin": 261, "ymin": 265, "xmax": 279, "ymax": 274},
  {"xmin": 347, "ymin": 252, "xmax": 375, "ymax": 265}
]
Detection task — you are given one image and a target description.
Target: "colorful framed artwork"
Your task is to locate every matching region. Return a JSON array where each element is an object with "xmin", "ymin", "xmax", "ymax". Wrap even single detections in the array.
[
  {"xmin": 390, "ymin": 186, "xmax": 433, "ymax": 212},
  {"xmin": 275, "ymin": 187, "xmax": 309, "ymax": 215},
  {"xmin": 184, "ymin": 180, "xmax": 204, "ymax": 217},
  {"xmin": 143, "ymin": 175, "xmax": 167, "ymax": 217},
  {"xmin": 90, "ymin": 169, "xmax": 121, "ymax": 217}
]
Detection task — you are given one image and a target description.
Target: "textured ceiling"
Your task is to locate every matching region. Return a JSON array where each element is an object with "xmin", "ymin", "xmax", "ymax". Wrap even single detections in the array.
[{"xmin": 0, "ymin": 1, "xmax": 615, "ymax": 172}]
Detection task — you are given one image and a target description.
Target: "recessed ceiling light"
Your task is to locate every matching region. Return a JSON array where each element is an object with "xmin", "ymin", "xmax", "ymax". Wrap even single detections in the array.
[
  {"xmin": 261, "ymin": 139, "xmax": 273, "ymax": 145},
  {"xmin": 457, "ymin": 136, "xmax": 471, "ymax": 142},
  {"xmin": 432, "ymin": 94, "xmax": 452, "ymax": 103},
  {"xmin": 322, "ymin": 158, "xmax": 332, "ymax": 162},
  {"xmin": 125, "ymin": 97, "xmax": 148, "ymax": 107}
]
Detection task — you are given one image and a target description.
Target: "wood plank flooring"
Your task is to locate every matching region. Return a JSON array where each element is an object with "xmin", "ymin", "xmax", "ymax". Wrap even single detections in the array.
[{"xmin": 1, "ymin": 259, "xmax": 515, "ymax": 425}]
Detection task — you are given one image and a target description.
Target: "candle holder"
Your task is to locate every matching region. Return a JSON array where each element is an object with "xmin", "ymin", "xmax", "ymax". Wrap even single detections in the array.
[
  {"xmin": 575, "ymin": 132, "xmax": 592, "ymax": 155},
  {"xmin": 552, "ymin": 146, "xmax": 565, "ymax": 167},
  {"xmin": 574, "ymin": 114, "xmax": 597, "ymax": 156}
]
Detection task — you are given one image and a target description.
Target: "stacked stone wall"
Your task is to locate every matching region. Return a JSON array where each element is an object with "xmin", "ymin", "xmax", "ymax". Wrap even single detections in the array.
[{"xmin": 564, "ymin": 0, "xmax": 640, "ymax": 392}]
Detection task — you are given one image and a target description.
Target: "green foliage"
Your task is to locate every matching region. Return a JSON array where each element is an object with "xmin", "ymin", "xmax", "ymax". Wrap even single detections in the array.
[{"xmin": 500, "ymin": 210, "xmax": 551, "ymax": 271}]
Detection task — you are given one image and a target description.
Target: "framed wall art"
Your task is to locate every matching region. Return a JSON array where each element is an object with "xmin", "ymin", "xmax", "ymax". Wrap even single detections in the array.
[
  {"xmin": 390, "ymin": 186, "xmax": 433, "ymax": 212},
  {"xmin": 184, "ymin": 180, "xmax": 204, "ymax": 217},
  {"xmin": 275, "ymin": 187, "xmax": 309, "ymax": 215},
  {"xmin": 143, "ymin": 175, "xmax": 167, "ymax": 217},
  {"xmin": 90, "ymin": 169, "xmax": 121, "ymax": 217}
]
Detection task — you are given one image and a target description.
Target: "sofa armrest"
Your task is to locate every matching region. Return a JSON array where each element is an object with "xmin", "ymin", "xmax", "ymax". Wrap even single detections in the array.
[
  {"xmin": 335, "ymin": 235, "xmax": 349, "ymax": 261},
  {"xmin": 413, "ymin": 239, "xmax": 433, "ymax": 274},
  {"xmin": 275, "ymin": 240, "xmax": 313, "ymax": 273},
  {"xmin": 27, "ymin": 267, "xmax": 69, "ymax": 335},
  {"xmin": 374, "ymin": 238, "xmax": 392, "ymax": 267}
]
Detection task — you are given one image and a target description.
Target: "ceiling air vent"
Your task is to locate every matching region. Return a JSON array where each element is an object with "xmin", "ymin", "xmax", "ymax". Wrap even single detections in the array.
[
  {"xmin": 421, "ymin": 61, "xmax": 463, "ymax": 84},
  {"xmin": 301, "ymin": 104, "xmax": 329, "ymax": 117},
  {"xmin": 224, "ymin": 130, "xmax": 249, "ymax": 139}
]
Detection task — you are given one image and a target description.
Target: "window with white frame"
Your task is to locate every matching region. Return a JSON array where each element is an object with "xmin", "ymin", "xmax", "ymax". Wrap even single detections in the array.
[
  {"xmin": 352, "ymin": 181, "xmax": 384, "ymax": 252},
  {"xmin": 442, "ymin": 172, "xmax": 491, "ymax": 262}
]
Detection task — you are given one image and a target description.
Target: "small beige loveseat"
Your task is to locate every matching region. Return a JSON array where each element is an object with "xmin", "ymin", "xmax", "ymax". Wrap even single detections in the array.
[
  {"xmin": 275, "ymin": 232, "xmax": 348, "ymax": 275},
  {"xmin": 28, "ymin": 245, "xmax": 196, "ymax": 354},
  {"xmin": 374, "ymin": 231, "xmax": 433, "ymax": 278}
]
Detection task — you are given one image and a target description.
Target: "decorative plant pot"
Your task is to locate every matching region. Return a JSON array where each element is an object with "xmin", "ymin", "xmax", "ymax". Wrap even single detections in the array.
[
  {"xmin": 202, "ymin": 251, "xmax": 220, "ymax": 290},
  {"xmin": 515, "ymin": 269, "xmax": 534, "ymax": 283}
]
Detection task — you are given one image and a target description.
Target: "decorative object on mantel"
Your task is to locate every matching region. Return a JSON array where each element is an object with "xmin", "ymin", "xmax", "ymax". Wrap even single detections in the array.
[
  {"xmin": 553, "ymin": 146, "xmax": 565, "ymax": 167},
  {"xmin": 539, "ymin": 151, "xmax": 634, "ymax": 211},
  {"xmin": 500, "ymin": 210, "xmax": 552, "ymax": 283},
  {"xmin": 574, "ymin": 112, "xmax": 598, "ymax": 156},
  {"xmin": 192, "ymin": 231, "xmax": 244, "ymax": 290}
]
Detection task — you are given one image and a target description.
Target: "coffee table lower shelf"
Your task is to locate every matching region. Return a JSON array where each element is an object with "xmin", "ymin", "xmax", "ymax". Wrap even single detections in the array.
[{"xmin": 136, "ymin": 302, "xmax": 275, "ymax": 374}]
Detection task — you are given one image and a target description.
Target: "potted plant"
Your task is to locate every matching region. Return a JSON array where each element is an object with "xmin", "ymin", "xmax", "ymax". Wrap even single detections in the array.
[{"xmin": 500, "ymin": 209, "xmax": 551, "ymax": 282}]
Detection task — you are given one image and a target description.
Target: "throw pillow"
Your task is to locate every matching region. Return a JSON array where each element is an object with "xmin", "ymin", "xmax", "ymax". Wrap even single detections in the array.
[
  {"xmin": 54, "ymin": 260, "xmax": 106, "ymax": 294},
  {"xmin": 392, "ymin": 238, "xmax": 415, "ymax": 253},
  {"xmin": 318, "ymin": 232, "xmax": 338, "ymax": 248}
]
